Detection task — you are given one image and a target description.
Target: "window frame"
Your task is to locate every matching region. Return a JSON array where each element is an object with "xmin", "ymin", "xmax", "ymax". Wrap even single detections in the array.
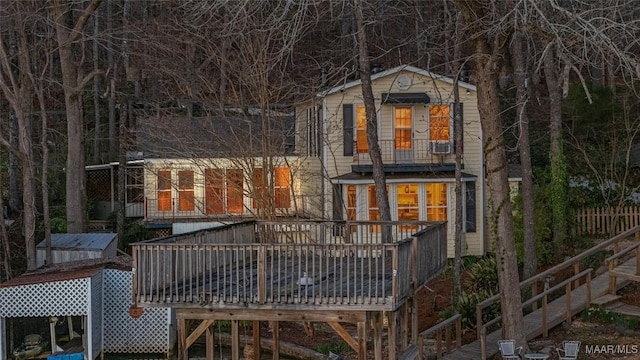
[{"xmin": 428, "ymin": 104, "xmax": 453, "ymax": 143}]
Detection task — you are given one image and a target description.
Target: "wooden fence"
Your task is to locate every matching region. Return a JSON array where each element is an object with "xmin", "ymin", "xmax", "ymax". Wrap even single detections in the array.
[{"xmin": 575, "ymin": 207, "xmax": 640, "ymax": 236}]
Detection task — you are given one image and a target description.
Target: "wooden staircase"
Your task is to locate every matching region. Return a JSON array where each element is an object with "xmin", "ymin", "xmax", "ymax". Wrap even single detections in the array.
[{"xmin": 405, "ymin": 226, "xmax": 640, "ymax": 360}]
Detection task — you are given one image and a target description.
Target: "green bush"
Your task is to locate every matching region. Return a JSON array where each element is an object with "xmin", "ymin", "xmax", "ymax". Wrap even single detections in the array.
[
  {"xmin": 316, "ymin": 341, "xmax": 352, "ymax": 355},
  {"xmin": 464, "ymin": 257, "xmax": 498, "ymax": 293}
]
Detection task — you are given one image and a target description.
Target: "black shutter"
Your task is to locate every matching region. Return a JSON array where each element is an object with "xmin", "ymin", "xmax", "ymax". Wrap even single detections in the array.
[
  {"xmin": 453, "ymin": 102, "xmax": 463, "ymax": 153},
  {"xmin": 332, "ymin": 184, "xmax": 345, "ymax": 236},
  {"xmin": 332, "ymin": 184, "xmax": 343, "ymax": 221},
  {"xmin": 465, "ymin": 181, "xmax": 476, "ymax": 232},
  {"xmin": 343, "ymin": 104, "xmax": 354, "ymax": 156}
]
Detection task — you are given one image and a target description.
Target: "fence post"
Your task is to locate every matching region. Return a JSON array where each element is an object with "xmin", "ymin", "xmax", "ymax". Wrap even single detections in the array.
[
  {"xmin": 586, "ymin": 272, "xmax": 592, "ymax": 308},
  {"xmin": 480, "ymin": 327, "xmax": 487, "ymax": 360},
  {"xmin": 542, "ymin": 294, "xmax": 548, "ymax": 338},
  {"xmin": 609, "ymin": 260, "xmax": 616, "ymax": 294}
]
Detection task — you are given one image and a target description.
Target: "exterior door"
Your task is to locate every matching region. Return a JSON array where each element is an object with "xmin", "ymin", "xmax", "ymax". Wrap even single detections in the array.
[{"xmin": 394, "ymin": 107, "xmax": 413, "ymax": 163}]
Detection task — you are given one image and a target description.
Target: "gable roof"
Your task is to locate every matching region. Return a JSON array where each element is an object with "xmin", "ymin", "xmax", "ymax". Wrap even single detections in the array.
[{"xmin": 321, "ymin": 65, "xmax": 476, "ymax": 96}]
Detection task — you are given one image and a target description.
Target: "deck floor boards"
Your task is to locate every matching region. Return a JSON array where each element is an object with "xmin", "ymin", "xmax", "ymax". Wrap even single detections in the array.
[{"xmin": 429, "ymin": 257, "xmax": 638, "ymax": 360}]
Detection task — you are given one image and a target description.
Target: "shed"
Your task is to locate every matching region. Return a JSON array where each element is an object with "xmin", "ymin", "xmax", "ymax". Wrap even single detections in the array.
[
  {"xmin": 0, "ymin": 257, "xmax": 175, "ymax": 360},
  {"xmin": 36, "ymin": 233, "xmax": 118, "ymax": 268}
]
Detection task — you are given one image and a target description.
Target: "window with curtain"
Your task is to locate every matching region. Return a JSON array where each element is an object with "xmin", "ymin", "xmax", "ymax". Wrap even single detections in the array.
[
  {"xmin": 227, "ymin": 169, "xmax": 244, "ymax": 214},
  {"xmin": 205, "ymin": 169, "xmax": 224, "ymax": 214},
  {"xmin": 429, "ymin": 105, "xmax": 451, "ymax": 142},
  {"xmin": 274, "ymin": 167, "xmax": 291, "ymax": 208},
  {"xmin": 355, "ymin": 105, "xmax": 368, "ymax": 153}
]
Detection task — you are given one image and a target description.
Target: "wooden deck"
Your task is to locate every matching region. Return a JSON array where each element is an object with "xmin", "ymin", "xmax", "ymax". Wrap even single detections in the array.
[
  {"xmin": 437, "ymin": 257, "xmax": 637, "ymax": 360},
  {"xmin": 131, "ymin": 220, "xmax": 448, "ymax": 311}
]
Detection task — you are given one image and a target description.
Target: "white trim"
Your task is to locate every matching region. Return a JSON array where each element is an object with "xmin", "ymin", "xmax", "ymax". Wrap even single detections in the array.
[{"xmin": 320, "ymin": 65, "xmax": 476, "ymax": 97}]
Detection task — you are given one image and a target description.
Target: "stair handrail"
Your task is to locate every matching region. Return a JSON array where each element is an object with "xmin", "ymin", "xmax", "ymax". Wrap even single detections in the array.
[{"xmin": 475, "ymin": 225, "xmax": 640, "ymax": 339}]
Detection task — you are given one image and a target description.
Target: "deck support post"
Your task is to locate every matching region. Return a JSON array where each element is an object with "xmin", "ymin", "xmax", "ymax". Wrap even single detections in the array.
[
  {"xmin": 387, "ymin": 311, "xmax": 397, "ymax": 360},
  {"xmin": 399, "ymin": 302, "xmax": 408, "ymax": 352},
  {"xmin": 252, "ymin": 320, "xmax": 261, "ymax": 359},
  {"xmin": 410, "ymin": 297, "xmax": 418, "ymax": 346},
  {"xmin": 271, "ymin": 321, "xmax": 280, "ymax": 360},
  {"xmin": 357, "ymin": 320, "xmax": 367, "ymax": 360},
  {"xmin": 177, "ymin": 317, "xmax": 187, "ymax": 360},
  {"xmin": 205, "ymin": 323, "xmax": 214, "ymax": 360},
  {"xmin": 371, "ymin": 312, "xmax": 383, "ymax": 360},
  {"xmin": 231, "ymin": 320, "xmax": 239, "ymax": 360}
]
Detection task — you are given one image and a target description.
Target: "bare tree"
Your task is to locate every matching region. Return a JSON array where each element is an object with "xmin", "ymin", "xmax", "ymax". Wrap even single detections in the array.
[
  {"xmin": 50, "ymin": 0, "xmax": 102, "ymax": 233},
  {"xmin": 0, "ymin": 1, "xmax": 38, "ymax": 270},
  {"xmin": 353, "ymin": 0, "xmax": 392, "ymax": 239},
  {"xmin": 453, "ymin": 0, "xmax": 527, "ymax": 347}
]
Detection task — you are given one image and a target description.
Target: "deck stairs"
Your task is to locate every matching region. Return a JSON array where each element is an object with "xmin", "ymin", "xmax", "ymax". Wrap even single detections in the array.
[{"xmin": 431, "ymin": 257, "xmax": 638, "ymax": 360}]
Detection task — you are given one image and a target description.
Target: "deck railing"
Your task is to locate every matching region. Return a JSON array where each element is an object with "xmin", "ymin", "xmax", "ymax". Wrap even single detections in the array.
[
  {"xmin": 353, "ymin": 139, "xmax": 455, "ymax": 165},
  {"xmin": 131, "ymin": 220, "xmax": 447, "ymax": 310}
]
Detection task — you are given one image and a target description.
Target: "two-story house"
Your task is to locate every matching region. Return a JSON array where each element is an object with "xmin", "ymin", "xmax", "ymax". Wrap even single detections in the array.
[{"xmin": 295, "ymin": 65, "xmax": 486, "ymax": 256}]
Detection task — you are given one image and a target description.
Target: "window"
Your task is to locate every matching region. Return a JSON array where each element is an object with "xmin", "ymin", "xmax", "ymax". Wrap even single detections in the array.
[
  {"xmin": 205, "ymin": 169, "xmax": 224, "ymax": 214},
  {"xmin": 275, "ymin": 167, "xmax": 291, "ymax": 208},
  {"xmin": 227, "ymin": 169, "xmax": 244, "ymax": 214},
  {"xmin": 355, "ymin": 105, "xmax": 368, "ymax": 153},
  {"xmin": 346, "ymin": 185, "xmax": 357, "ymax": 221},
  {"xmin": 395, "ymin": 107, "xmax": 412, "ymax": 150},
  {"xmin": 368, "ymin": 185, "xmax": 381, "ymax": 232},
  {"xmin": 397, "ymin": 184, "xmax": 419, "ymax": 221},
  {"xmin": 426, "ymin": 183, "xmax": 447, "ymax": 221},
  {"xmin": 178, "ymin": 170, "xmax": 195, "ymax": 211},
  {"xmin": 429, "ymin": 105, "xmax": 451, "ymax": 142},
  {"xmin": 157, "ymin": 170, "xmax": 172, "ymax": 211}
]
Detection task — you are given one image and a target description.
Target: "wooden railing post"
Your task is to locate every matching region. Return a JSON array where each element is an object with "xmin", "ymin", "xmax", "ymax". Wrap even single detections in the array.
[
  {"xmin": 636, "ymin": 246, "xmax": 640, "ymax": 276},
  {"xmin": 480, "ymin": 327, "xmax": 487, "ymax": 360},
  {"xmin": 531, "ymin": 281, "xmax": 538, "ymax": 311},
  {"xmin": 542, "ymin": 294, "xmax": 548, "ymax": 338},
  {"xmin": 476, "ymin": 304, "xmax": 483, "ymax": 340},
  {"xmin": 258, "ymin": 246, "xmax": 266, "ymax": 304},
  {"xmin": 609, "ymin": 260, "xmax": 616, "ymax": 294},
  {"xmin": 455, "ymin": 316, "xmax": 462, "ymax": 348},
  {"xmin": 565, "ymin": 282, "xmax": 572, "ymax": 325},
  {"xmin": 586, "ymin": 272, "xmax": 592, "ymax": 308},
  {"xmin": 573, "ymin": 262, "xmax": 581, "ymax": 289}
]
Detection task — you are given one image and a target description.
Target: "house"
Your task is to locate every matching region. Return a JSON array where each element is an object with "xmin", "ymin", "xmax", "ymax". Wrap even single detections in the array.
[
  {"xmin": 294, "ymin": 65, "xmax": 485, "ymax": 256},
  {"xmin": 87, "ymin": 66, "xmax": 498, "ymax": 256}
]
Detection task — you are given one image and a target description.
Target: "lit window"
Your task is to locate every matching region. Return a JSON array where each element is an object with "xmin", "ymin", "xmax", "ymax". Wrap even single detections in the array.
[
  {"xmin": 397, "ymin": 184, "xmax": 419, "ymax": 221},
  {"xmin": 227, "ymin": 169, "xmax": 244, "ymax": 214},
  {"xmin": 252, "ymin": 168, "xmax": 268, "ymax": 209},
  {"xmin": 429, "ymin": 105, "xmax": 450, "ymax": 142},
  {"xmin": 178, "ymin": 170, "xmax": 194, "ymax": 211},
  {"xmin": 157, "ymin": 170, "xmax": 172, "ymax": 211},
  {"xmin": 368, "ymin": 185, "xmax": 381, "ymax": 233},
  {"xmin": 274, "ymin": 167, "xmax": 291, "ymax": 208},
  {"xmin": 395, "ymin": 107, "xmax": 412, "ymax": 150},
  {"xmin": 346, "ymin": 185, "xmax": 357, "ymax": 221},
  {"xmin": 426, "ymin": 183, "xmax": 447, "ymax": 221},
  {"xmin": 205, "ymin": 169, "xmax": 224, "ymax": 214},
  {"xmin": 355, "ymin": 105, "xmax": 368, "ymax": 153}
]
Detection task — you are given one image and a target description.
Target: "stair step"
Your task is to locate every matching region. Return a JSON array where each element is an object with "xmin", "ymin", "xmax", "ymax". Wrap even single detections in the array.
[{"xmin": 591, "ymin": 294, "xmax": 622, "ymax": 307}]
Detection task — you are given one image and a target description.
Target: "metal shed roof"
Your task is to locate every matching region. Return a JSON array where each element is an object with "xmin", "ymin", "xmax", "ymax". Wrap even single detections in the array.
[{"xmin": 36, "ymin": 233, "xmax": 118, "ymax": 251}]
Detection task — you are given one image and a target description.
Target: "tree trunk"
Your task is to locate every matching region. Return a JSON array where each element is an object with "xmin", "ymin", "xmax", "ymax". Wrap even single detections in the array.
[
  {"xmin": 543, "ymin": 44, "xmax": 568, "ymax": 249},
  {"xmin": 353, "ymin": 0, "xmax": 392, "ymax": 241},
  {"xmin": 51, "ymin": 0, "xmax": 102, "ymax": 233},
  {"xmin": 35, "ymin": 81, "xmax": 52, "ymax": 266},
  {"xmin": 0, "ymin": 171, "xmax": 12, "ymax": 280},
  {"xmin": 511, "ymin": 28, "xmax": 536, "ymax": 279},
  {"xmin": 455, "ymin": 0, "xmax": 526, "ymax": 344}
]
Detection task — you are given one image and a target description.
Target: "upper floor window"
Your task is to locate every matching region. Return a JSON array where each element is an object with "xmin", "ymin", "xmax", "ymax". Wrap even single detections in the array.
[
  {"xmin": 252, "ymin": 168, "xmax": 268, "ymax": 209},
  {"xmin": 429, "ymin": 105, "xmax": 451, "ymax": 142},
  {"xmin": 355, "ymin": 105, "xmax": 368, "ymax": 153},
  {"xmin": 157, "ymin": 170, "xmax": 172, "ymax": 211},
  {"xmin": 395, "ymin": 107, "xmax": 413, "ymax": 150}
]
